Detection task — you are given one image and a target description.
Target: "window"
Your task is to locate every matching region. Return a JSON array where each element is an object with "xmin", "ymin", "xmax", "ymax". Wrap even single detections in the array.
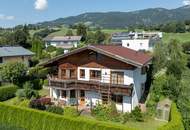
[
  {"xmin": 80, "ymin": 90, "xmax": 85, "ymax": 97},
  {"xmin": 61, "ymin": 69, "xmax": 66, "ymax": 79},
  {"xmin": 90, "ymin": 70, "xmax": 101, "ymax": 80},
  {"xmin": 111, "ymin": 71, "xmax": 124, "ymax": 85},
  {"xmin": 70, "ymin": 90, "xmax": 76, "ymax": 98},
  {"xmin": 0, "ymin": 57, "xmax": 2, "ymax": 64},
  {"xmin": 61, "ymin": 90, "xmax": 67, "ymax": 98},
  {"xmin": 61, "ymin": 69, "xmax": 76, "ymax": 79},
  {"xmin": 112, "ymin": 94, "xmax": 123, "ymax": 104},
  {"xmin": 80, "ymin": 69, "xmax": 85, "ymax": 78},
  {"xmin": 127, "ymin": 43, "xmax": 130, "ymax": 47},
  {"xmin": 70, "ymin": 69, "xmax": 76, "ymax": 78}
]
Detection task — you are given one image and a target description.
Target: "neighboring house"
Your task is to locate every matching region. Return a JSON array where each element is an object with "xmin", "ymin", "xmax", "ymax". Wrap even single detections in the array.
[
  {"xmin": 42, "ymin": 45, "xmax": 152, "ymax": 112},
  {"xmin": 0, "ymin": 46, "xmax": 34, "ymax": 66},
  {"xmin": 44, "ymin": 36, "xmax": 82, "ymax": 53},
  {"xmin": 111, "ymin": 32, "xmax": 130, "ymax": 45},
  {"xmin": 111, "ymin": 32, "xmax": 162, "ymax": 51}
]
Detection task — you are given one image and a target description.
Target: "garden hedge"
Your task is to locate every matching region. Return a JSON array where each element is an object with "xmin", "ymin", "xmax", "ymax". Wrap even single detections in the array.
[
  {"xmin": 0, "ymin": 84, "xmax": 17, "ymax": 101},
  {"xmin": 158, "ymin": 103, "xmax": 184, "ymax": 130},
  {"xmin": 0, "ymin": 103, "xmax": 137, "ymax": 130}
]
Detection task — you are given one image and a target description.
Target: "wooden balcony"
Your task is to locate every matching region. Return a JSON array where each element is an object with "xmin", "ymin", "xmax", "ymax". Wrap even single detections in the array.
[{"xmin": 48, "ymin": 76, "xmax": 133, "ymax": 96}]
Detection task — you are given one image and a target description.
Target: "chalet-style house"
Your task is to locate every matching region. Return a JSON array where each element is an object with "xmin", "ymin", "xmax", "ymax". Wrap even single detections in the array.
[
  {"xmin": 43, "ymin": 36, "xmax": 82, "ymax": 53},
  {"xmin": 42, "ymin": 45, "xmax": 152, "ymax": 112},
  {"xmin": 0, "ymin": 46, "xmax": 34, "ymax": 66}
]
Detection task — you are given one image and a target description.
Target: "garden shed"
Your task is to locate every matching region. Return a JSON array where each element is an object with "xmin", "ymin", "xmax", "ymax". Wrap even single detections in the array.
[{"xmin": 155, "ymin": 98, "xmax": 172, "ymax": 122}]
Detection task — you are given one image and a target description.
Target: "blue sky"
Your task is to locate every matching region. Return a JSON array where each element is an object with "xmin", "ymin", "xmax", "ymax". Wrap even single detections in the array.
[{"xmin": 0, "ymin": 0, "xmax": 188, "ymax": 27}]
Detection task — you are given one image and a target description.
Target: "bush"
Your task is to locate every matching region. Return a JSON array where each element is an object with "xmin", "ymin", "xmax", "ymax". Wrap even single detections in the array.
[
  {"xmin": 29, "ymin": 57, "xmax": 39, "ymax": 67},
  {"xmin": 29, "ymin": 99, "xmax": 46, "ymax": 110},
  {"xmin": 46, "ymin": 106, "xmax": 64, "ymax": 115},
  {"xmin": 16, "ymin": 89, "xmax": 26, "ymax": 99},
  {"xmin": 30, "ymin": 79, "xmax": 43, "ymax": 90},
  {"xmin": 0, "ymin": 84, "xmax": 17, "ymax": 101},
  {"xmin": 158, "ymin": 103, "xmax": 184, "ymax": 130},
  {"xmin": 0, "ymin": 62, "xmax": 28, "ymax": 87},
  {"xmin": 29, "ymin": 98, "xmax": 51, "ymax": 110},
  {"xmin": 23, "ymin": 82, "xmax": 39, "ymax": 99},
  {"xmin": 92, "ymin": 103, "xmax": 122, "ymax": 122},
  {"xmin": 122, "ymin": 107, "xmax": 144, "ymax": 123},
  {"xmin": 0, "ymin": 103, "xmax": 136, "ymax": 130},
  {"xmin": 43, "ymin": 79, "xmax": 49, "ymax": 86},
  {"xmin": 130, "ymin": 107, "xmax": 144, "ymax": 122},
  {"xmin": 46, "ymin": 45, "xmax": 56, "ymax": 52}
]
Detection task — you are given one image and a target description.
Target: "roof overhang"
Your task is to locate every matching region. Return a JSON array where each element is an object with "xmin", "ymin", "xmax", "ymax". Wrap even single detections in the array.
[{"xmin": 40, "ymin": 45, "xmax": 152, "ymax": 68}]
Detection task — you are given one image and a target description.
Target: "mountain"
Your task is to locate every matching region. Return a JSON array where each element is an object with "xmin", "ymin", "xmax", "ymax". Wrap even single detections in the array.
[{"xmin": 37, "ymin": 6, "xmax": 190, "ymax": 28}]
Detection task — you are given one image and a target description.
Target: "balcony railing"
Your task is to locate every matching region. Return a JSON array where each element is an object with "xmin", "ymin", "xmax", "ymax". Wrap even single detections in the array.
[{"xmin": 48, "ymin": 76, "xmax": 133, "ymax": 96}]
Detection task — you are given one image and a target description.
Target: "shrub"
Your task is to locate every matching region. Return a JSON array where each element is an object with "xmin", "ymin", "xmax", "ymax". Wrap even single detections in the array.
[
  {"xmin": 122, "ymin": 112, "xmax": 131, "ymax": 124},
  {"xmin": 0, "ymin": 103, "xmax": 136, "ymax": 130},
  {"xmin": 16, "ymin": 89, "xmax": 26, "ymax": 99},
  {"xmin": 130, "ymin": 106, "xmax": 144, "ymax": 122},
  {"xmin": 0, "ymin": 84, "xmax": 17, "ymax": 101},
  {"xmin": 29, "ymin": 57, "xmax": 39, "ymax": 67},
  {"xmin": 29, "ymin": 98, "xmax": 51, "ymax": 110},
  {"xmin": 92, "ymin": 103, "xmax": 122, "ymax": 122},
  {"xmin": 0, "ymin": 62, "xmax": 28, "ymax": 87},
  {"xmin": 46, "ymin": 106, "xmax": 64, "ymax": 115},
  {"xmin": 23, "ymin": 82, "xmax": 39, "ymax": 99},
  {"xmin": 29, "ymin": 99, "xmax": 46, "ymax": 110},
  {"xmin": 30, "ymin": 79, "xmax": 43, "ymax": 90},
  {"xmin": 158, "ymin": 103, "xmax": 184, "ymax": 130},
  {"xmin": 43, "ymin": 79, "xmax": 49, "ymax": 86},
  {"xmin": 46, "ymin": 45, "xmax": 56, "ymax": 52}
]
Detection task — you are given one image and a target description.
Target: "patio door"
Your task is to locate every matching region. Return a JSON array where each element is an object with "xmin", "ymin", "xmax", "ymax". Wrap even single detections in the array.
[{"xmin": 80, "ymin": 90, "xmax": 85, "ymax": 105}]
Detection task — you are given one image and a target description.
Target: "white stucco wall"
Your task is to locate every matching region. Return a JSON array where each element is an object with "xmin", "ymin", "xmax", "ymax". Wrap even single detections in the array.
[
  {"xmin": 85, "ymin": 91, "xmax": 102, "ymax": 107},
  {"xmin": 122, "ymin": 38, "xmax": 159, "ymax": 51},
  {"xmin": 78, "ymin": 67, "xmax": 134, "ymax": 86},
  {"xmin": 122, "ymin": 39, "xmax": 150, "ymax": 51},
  {"xmin": 123, "ymin": 96, "xmax": 132, "ymax": 112},
  {"xmin": 131, "ymin": 68, "xmax": 147, "ymax": 110}
]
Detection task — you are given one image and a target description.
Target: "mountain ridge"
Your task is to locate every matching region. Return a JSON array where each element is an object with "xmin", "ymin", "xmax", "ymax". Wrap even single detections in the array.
[{"xmin": 36, "ymin": 6, "xmax": 190, "ymax": 28}]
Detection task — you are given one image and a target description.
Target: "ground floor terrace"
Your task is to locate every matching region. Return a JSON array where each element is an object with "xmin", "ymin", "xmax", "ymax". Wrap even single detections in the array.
[{"xmin": 50, "ymin": 87, "xmax": 133, "ymax": 113}]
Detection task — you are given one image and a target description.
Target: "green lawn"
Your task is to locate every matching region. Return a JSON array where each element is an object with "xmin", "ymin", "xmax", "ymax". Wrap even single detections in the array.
[
  {"xmin": 39, "ymin": 88, "xmax": 49, "ymax": 97},
  {"xmin": 125, "ymin": 119, "xmax": 166, "ymax": 130},
  {"xmin": 48, "ymin": 27, "xmax": 77, "ymax": 36},
  {"xmin": 3, "ymin": 88, "xmax": 49, "ymax": 106},
  {"xmin": 163, "ymin": 32, "xmax": 190, "ymax": 43},
  {"xmin": 3, "ymin": 97, "xmax": 29, "ymax": 107}
]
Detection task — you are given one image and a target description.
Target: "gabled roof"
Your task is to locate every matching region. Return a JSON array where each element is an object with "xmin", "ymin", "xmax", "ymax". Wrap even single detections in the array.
[
  {"xmin": 43, "ymin": 36, "xmax": 82, "ymax": 42},
  {"xmin": 41, "ymin": 45, "xmax": 152, "ymax": 68},
  {"xmin": 0, "ymin": 46, "xmax": 34, "ymax": 57}
]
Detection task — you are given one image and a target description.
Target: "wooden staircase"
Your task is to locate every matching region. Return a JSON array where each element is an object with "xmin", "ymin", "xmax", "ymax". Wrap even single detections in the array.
[
  {"xmin": 100, "ymin": 85, "xmax": 111, "ymax": 104},
  {"xmin": 99, "ymin": 73, "xmax": 111, "ymax": 104}
]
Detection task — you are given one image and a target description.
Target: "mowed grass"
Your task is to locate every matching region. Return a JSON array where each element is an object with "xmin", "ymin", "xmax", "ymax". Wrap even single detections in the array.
[
  {"xmin": 125, "ymin": 119, "xmax": 166, "ymax": 130},
  {"xmin": 163, "ymin": 32, "xmax": 190, "ymax": 43}
]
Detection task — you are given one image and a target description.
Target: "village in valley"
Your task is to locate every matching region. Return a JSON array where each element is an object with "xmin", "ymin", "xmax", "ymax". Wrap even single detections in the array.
[{"xmin": 0, "ymin": 1, "xmax": 190, "ymax": 130}]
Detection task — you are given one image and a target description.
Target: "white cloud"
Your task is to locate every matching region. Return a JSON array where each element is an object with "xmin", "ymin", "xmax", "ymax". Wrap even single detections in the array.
[
  {"xmin": 34, "ymin": 0, "xmax": 48, "ymax": 11},
  {"xmin": 183, "ymin": 0, "xmax": 190, "ymax": 5},
  {"xmin": 0, "ymin": 14, "xmax": 15, "ymax": 20}
]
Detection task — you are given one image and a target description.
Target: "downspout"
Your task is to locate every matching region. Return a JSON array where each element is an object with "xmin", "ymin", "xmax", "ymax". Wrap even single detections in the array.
[{"xmin": 131, "ymin": 84, "xmax": 134, "ymax": 112}]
